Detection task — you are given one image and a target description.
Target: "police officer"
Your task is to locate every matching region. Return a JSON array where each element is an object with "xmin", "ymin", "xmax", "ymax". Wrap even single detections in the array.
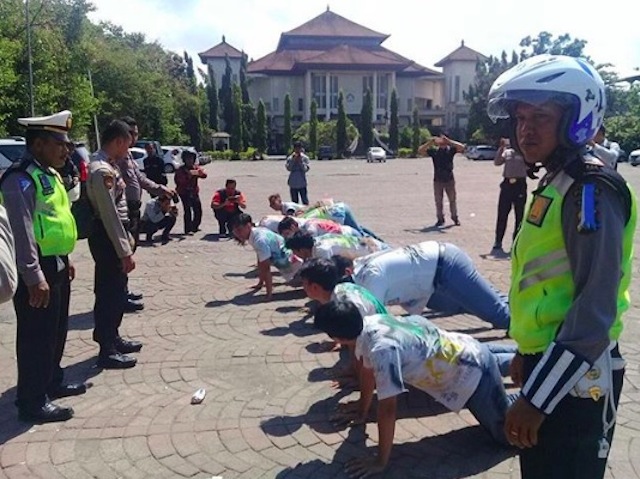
[
  {"xmin": 492, "ymin": 137, "xmax": 528, "ymax": 253},
  {"xmin": 0, "ymin": 110, "xmax": 87, "ymax": 423},
  {"xmin": 0, "ymin": 204, "xmax": 17, "ymax": 304},
  {"xmin": 87, "ymin": 120, "xmax": 141, "ymax": 369},
  {"xmin": 117, "ymin": 117, "xmax": 173, "ymax": 312},
  {"xmin": 488, "ymin": 55, "xmax": 637, "ymax": 479}
]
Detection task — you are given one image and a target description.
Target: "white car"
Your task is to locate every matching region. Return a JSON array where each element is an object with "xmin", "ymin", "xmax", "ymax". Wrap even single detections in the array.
[
  {"xmin": 161, "ymin": 146, "xmax": 196, "ymax": 173},
  {"xmin": 128, "ymin": 147, "xmax": 148, "ymax": 171},
  {"xmin": 0, "ymin": 137, "xmax": 26, "ymax": 172},
  {"xmin": 366, "ymin": 147, "xmax": 386, "ymax": 163},
  {"xmin": 466, "ymin": 145, "xmax": 498, "ymax": 161},
  {"xmin": 630, "ymin": 149, "xmax": 640, "ymax": 166}
]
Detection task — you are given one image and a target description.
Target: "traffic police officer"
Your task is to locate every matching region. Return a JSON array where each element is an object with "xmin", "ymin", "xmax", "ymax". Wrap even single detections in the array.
[
  {"xmin": 86, "ymin": 119, "xmax": 141, "ymax": 369},
  {"xmin": 488, "ymin": 55, "xmax": 637, "ymax": 479},
  {"xmin": 0, "ymin": 110, "xmax": 87, "ymax": 423},
  {"xmin": 118, "ymin": 116, "xmax": 173, "ymax": 312}
]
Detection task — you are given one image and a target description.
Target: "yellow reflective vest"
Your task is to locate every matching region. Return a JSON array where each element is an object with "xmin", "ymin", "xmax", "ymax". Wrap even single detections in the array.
[{"xmin": 509, "ymin": 169, "xmax": 636, "ymax": 354}]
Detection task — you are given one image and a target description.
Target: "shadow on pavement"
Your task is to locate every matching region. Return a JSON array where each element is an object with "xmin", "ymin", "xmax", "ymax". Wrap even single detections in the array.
[
  {"xmin": 68, "ymin": 311, "xmax": 94, "ymax": 331},
  {"xmin": 206, "ymin": 288, "xmax": 306, "ymax": 308},
  {"xmin": 260, "ymin": 312, "xmax": 316, "ymax": 338},
  {"xmin": 404, "ymin": 224, "xmax": 455, "ymax": 234}
]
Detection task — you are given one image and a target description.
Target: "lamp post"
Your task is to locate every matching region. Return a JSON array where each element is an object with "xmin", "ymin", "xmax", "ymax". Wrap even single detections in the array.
[{"xmin": 26, "ymin": 0, "xmax": 35, "ymax": 116}]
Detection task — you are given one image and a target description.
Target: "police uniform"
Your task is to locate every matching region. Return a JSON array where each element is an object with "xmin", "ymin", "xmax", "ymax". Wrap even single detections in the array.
[
  {"xmin": 510, "ymin": 155, "xmax": 636, "ymax": 478},
  {"xmin": 0, "ymin": 204, "xmax": 17, "ymax": 304},
  {"xmin": 0, "ymin": 110, "xmax": 85, "ymax": 423},
  {"xmin": 493, "ymin": 146, "xmax": 527, "ymax": 251},
  {"xmin": 86, "ymin": 150, "xmax": 139, "ymax": 368}
]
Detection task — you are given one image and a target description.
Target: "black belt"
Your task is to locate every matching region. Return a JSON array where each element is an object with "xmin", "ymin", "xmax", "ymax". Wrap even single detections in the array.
[{"xmin": 503, "ymin": 177, "xmax": 526, "ymax": 184}]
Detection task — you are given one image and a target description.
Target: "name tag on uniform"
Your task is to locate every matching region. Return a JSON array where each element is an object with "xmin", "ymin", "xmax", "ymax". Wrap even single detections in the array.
[
  {"xmin": 39, "ymin": 174, "xmax": 55, "ymax": 196},
  {"xmin": 527, "ymin": 195, "xmax": 552, "ymax": 227}
]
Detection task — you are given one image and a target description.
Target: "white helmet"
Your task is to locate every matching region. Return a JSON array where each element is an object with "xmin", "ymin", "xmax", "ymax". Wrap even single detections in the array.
[{"xmin": 487, "ymin": 54, "xmax": 606, "ymax": 148}]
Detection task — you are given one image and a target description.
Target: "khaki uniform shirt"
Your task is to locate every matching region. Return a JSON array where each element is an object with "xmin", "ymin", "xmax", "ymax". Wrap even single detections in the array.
[
  {"xmin": 0, "ymin": 204, "xmax": 17, "ymax": 303},
  {"xmin": 87, "ymin": 150, "xmax": 133, "ymax": 258}
]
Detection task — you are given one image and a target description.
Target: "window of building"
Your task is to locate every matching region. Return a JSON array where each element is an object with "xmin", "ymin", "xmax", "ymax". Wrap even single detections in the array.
[
  {"xmin": 312, "ymin": 74, "xmax": 326, "ymax": 109},
  {"xmin": 272, "ymin": 97, "xmax": 279, "ymax": 113},
  {"xmin": 377, "ymin": 74, "xmax": 388, "ymax": 110},
  {"xmin": 455, "ymin": 75, "xmax": 461, "ymax": 102},
  {"xmin": 298, "ymin": 98, "xmax": 304, "ymax": 112},
  {"xmin": 329, "ymin": 76, "xmax": 338, "ymax": 109},
  {"xmin": 265, "ymin": 102, "xmax": 272, "ymax": 112},
  {"xmin": 407, "ymin": 98, "xmax": 413, "ymax": 112}
]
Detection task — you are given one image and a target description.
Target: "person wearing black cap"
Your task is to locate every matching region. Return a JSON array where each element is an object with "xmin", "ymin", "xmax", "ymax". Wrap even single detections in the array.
[
  {"xmin": 174, "ymin": 149, "xmax": 207, "ymax": 234},
  {"xmin": 0, "ymin": 110, "xmax": 88, "ymax": 423},
  {"xmin": 285, "ymin": 141, "xmax": 310, "ymax": 205}
]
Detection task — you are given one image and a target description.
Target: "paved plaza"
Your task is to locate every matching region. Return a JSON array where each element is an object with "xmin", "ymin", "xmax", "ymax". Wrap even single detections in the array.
[{"xmin": 1, "ymin": 157, "xmax": 639, "ymax": 479}]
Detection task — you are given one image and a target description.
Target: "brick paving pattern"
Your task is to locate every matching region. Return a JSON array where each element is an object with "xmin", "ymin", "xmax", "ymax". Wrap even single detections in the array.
[{"xmin": 1, "ymin": 157, "xmax": 639, "ymax": 479}]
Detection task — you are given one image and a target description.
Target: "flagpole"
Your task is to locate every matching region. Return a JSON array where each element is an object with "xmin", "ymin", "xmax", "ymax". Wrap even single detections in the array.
[{"xmin": 26, "ymin": 0, "xmax": 35, "ymax": 116}]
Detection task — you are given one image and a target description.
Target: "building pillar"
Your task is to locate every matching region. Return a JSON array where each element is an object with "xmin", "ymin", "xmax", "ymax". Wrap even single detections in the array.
[
  {"xmin": 372, "ymin": 72, "xmax": 378, "ymax": 119},
  {"xmin": 304, "ymin": 71, "xmax": 312, "ymax": 122},
  {"xmin": 325, "ymin": 71, "xmax": 331, "ymax": 120}
]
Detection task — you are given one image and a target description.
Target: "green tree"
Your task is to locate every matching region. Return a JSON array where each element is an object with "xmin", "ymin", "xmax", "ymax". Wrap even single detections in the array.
[
  {"xmin": 389, "ymin": 89, "xmax": 399, "ymax": 152},
  {"xmin": 255, "ymin": 99, "xmax": 267, "ymax": 153},
  {"xmin": 206, "ymin": 69, "xmax": 219, "ymax": 130},
  {"xmin": 231, "ymin": 84, "xmax": 243, "ymax": 152},
  {"xmin": 219, "ymin": 54, "xmax": 234, "ymax": 132},
  {"xmin": 360, "ymin": 89, "xmax": 373, "ymax": 149},
  {"xmin": 294, "ymin": 119, "xmax": 358, "ymax": 151},
  {"xmin": 283, "ymin": 93, "xmax": 292, "ymax": 153},
  {"xmin": 336, "ymin": 91, "xmax": 347, "ymax": 156},
  {"xmin": 411, "ymin": 107, "xmax": 420, "ymax": 157},
  {"xmin": 240, "ymin": 52, "xmax": 250, "ymax": 104},
  {"xmin": 309, "ymin": 99, "xmax": 318, "ymax": 157},
  {"xmin": 242, "ymin": 103, "xmax": 255, "ymax": 148}
]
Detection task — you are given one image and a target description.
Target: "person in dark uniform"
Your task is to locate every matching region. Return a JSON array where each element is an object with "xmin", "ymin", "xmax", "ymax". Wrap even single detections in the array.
[
  {"xmin": 142, "ymin": 143, "xmax": 167, "ymax": 190},
  {"xmin": 87, "ymin": 120, "xmax": 142, "ymax": 369},
  {"xmin": 492, "ymin": 137, "xmax": 528, "ymax": 253},
  {"xmin": 488, "ymin": 55, "xmax": 637, "ymax": 479},
  {"xmin": 117, "ymin": 117, "xmax": 173, "ymax": 312},
  {"xmin": 0, "ymin": 110, "xmax": 87, "ymax": 423}
]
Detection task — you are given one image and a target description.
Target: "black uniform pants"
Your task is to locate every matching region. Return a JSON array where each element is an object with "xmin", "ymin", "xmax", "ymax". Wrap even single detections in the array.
[
  {"xmin": 519, "ymin": 349, "xmax": 624, "ymax": 479},
  {"xmin": 88, "ymin": 221, "xmax": 127, "ymax": 355},
  {"xmin": 290, "ymin": 187, "xmax": 309, "ymax": 205},
  {"xmin": 13, "ymin": 255, "xmax": 70, "ymax": 409},
  {"xmin": 180, "ymin": 193, "xmax": 202, "ymax": 233},
  {"xmin": 213, "ymin": 208, "xmax": 241, "ymax": 235},
  {"xmin": 494, "ymin": 178, "xmax": 526, "ymax": 246},
  {"xmin": 141, "ymin": 215, "xmax": 176, "ymax": 240},
  {"xmin": 127, "ymin": 199, "xmax": 142, "ymax": 251}
]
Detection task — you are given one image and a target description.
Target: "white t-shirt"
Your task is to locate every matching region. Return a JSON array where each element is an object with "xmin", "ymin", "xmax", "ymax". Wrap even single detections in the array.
[
  {"xmin": 353, "ymin": 241, "xmax": 439, "ymax": 314},
  {"xmin": 299, "ymin": 218, "xmax": 362, "ymax": 238},
  {"xmin": 355, "ymin": 314, "xmax": 483, "ymax": 411},
  {"xmin": 331, "ymin": 282, "xmax": 388, "ymax": 318},
  {"xmin": 248, "ymin": 227, "xmax": 302, "ymax": 282},
  {"xmin": 281, "ymin": 201, "xmax": 305, "ymax": 215},
  {"xmin": 258, "ymin": 215, "xmax": 286, "ymax": 233},
  {"xmin": 313, "ymin": 234, "xmax": 387, "ymax": 261}
]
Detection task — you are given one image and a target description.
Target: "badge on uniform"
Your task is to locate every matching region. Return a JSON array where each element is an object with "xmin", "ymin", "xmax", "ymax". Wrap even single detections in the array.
[
  {"xmin": 38, "ymin": 174, "xmax": 55, "ymax": 196},
  {"xmin": 526, "ymin": 195, "xmax": 553, "ymax": 227}
]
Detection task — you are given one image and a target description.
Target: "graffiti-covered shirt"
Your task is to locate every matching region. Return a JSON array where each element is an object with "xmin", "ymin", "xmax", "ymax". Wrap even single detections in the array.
[
  {"xmin": 301, "ymin": 219, "xmax": 362, "ymax": 238},
  {"xmin": 302, "ymin": 202, "xmax": 348, "ymax": 224},
  {"xmin": 331, "ymin": 283, "xmax": 388, "ymax": 318},
  {"xmin": 313, "ymin": 234, "xmax": 387, "ymax": 260},
  {"xmin": 355, "ymin": 314, "xmax": 483, "ymax": 411},
  {"xmin": 248, "ymin": 227, "xmax": 301, "ymax": 282}
]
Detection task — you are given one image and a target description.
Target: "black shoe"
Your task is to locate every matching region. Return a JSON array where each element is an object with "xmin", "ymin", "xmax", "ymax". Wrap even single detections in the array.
[
  {"xmin": 19, "ymin": 402, "xmax": 74, "ymax": 423},
  {"xmin": 127, "ymin": 291, "xmax": 143, "ymax": 301},
  {"xmin": 453, "ymin": 218, "xmax": 461, "ymax": 226},
  {"xmin": 96, "ymin": 352, "xmax": 137, "ymax": 369},
  {"xmin": 161, "ymin": 236, "xmax": 170, "ymax": 245},
  {"xmin": 124, "ymin": 299, "xmax": 144, "ymax": 313},
  {"xmin": 48, "ymin": 382, "xmax": 90, "ymax": 399},
  {"xmin": 115, "ymin": 337, "xmax": 143, "ymax": 354},
  {"xmin": 435, "ymin": 219, "xmax": 445, "ymax": 227}
]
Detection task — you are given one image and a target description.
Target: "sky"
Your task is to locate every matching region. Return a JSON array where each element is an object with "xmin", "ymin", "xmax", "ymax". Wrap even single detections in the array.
[{"xmin": 87, "ymin": 0, "xmax": 640, "ymax": 79}]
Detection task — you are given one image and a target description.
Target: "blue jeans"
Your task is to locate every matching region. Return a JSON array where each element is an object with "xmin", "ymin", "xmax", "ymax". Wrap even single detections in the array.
[
  {"xmin": 426, "ymin": 243, "xmax": 511, "ymax": 329},
  {"xmin": 343, "ymin": 205, "xmax": 384, "ymax": 242},
  {"xmin": 465, "ymin": 342, "xmax": 517, "ymax": 446}
]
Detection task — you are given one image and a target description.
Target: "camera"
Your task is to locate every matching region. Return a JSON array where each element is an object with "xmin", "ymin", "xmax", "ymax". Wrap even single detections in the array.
[{"xmin": 171, "ymin": 192, "xmax": 180, "ymax": 204}]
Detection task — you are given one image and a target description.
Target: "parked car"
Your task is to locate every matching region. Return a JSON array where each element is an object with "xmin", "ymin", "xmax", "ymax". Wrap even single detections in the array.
[
  {"xmin": 0, "ymin": 137, "xmax": 27, "ymax": 172},
  {"xmin": 366, "ymin": 146, "xmax": 387, "ymax": 163},
  {"xmin": 161, "ymin": 146, "xmax": 199, "ymax": 173},
  {"xmin": 629, "ymin": 149, "xmax": 640, "ymax": 166},
  {"xmin": 317, "ymin": 145, "xmax": 333, "ymax": 161},
  {"xmin": 466, "ymin": 145, "xmax": 498, "ymax": 161},
  {"xmin": 617, "ymin": 149, "xmax": 628, "ymax": 163},
  {"xmin": 129, "ymin": 147, "xmax": 147, "ymax": 171}
]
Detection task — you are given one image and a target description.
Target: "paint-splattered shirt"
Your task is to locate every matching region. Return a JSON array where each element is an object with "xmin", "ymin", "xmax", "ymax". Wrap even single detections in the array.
[
  {"xmin": 248, "ymin": 227, "xmax": 302, "ymax": 282},
  {"xmin": 355, "ymin": 314, "xmax": 483, "ymax": 411},
  {"xmin": 331, "ymin": 282, "xmax": 388, "ymax": 318},
  {"xmin": 313, "ymin": 234, "xmax": 387, "ymax": 260}
]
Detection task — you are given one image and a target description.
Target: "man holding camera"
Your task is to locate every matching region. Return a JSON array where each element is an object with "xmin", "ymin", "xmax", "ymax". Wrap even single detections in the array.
[
  {"xmin": 211, "ymin": 179, "xmax": 247, "ymax": 236},
  {"xmin": 140, "ymin": 195, "xmax": 177, "ymax": 245}
]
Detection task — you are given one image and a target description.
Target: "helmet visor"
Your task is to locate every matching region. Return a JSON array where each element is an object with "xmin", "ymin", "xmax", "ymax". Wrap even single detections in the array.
[{"xmin": 487, "ymin": 89, "xmax": 575, "ymax": 122}]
